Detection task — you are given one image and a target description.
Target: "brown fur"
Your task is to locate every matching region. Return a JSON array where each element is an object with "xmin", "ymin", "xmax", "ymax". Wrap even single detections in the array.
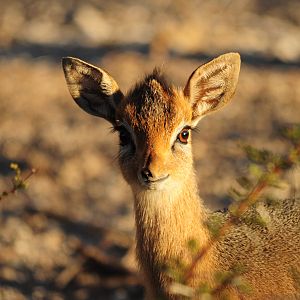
[{"xmin": 62, "ymin": 53, "xmax": 300, "ymax": 299}]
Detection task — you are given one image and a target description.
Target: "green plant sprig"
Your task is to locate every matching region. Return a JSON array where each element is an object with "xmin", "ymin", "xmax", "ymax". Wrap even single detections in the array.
[
  {"xmin": 0, "ymin": 163, "xmax": 36, "ymax": 202},
  {"xmin": 182, "ymin": 125, "xmax": 300, "ymax": 289}
]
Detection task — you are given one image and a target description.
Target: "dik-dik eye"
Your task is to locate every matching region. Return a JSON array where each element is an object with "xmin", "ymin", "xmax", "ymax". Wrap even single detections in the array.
[
  {"xmin": 177, "ymin": 127, "xmax": 190, "ymax": 144},
  {"xmin": 118, "ymin": 126, "xmax": 132, "ymax": 147}
]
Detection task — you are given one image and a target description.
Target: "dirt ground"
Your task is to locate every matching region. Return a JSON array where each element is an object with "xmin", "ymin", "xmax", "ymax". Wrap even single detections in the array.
[{"xmin": 0, "ymin": 1, "xmax": 300, "ymax": 299}]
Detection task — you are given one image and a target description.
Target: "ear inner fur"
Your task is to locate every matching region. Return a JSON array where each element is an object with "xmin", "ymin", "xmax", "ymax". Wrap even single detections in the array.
[
  {"xmin": 62, "ymin": 57, "xmax": 123, "ymax": 124},
  {"xmin": 184, "ymin": 53, "xmax": 241, "ymax": 122}
]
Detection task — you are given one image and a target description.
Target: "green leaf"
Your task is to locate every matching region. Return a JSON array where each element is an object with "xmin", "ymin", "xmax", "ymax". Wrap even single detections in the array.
[
  {"xmin": 228, "ymin": 187, "xmax": 244, "ymax": 202},
  {"xmin": 10, "ymin": 163, "xmax": 19, "ymax": 170},
  {"xmin": 232, "ymin": 276, "xmax": 252, "ymax": 295},
  {"xmin": 242, "ymin": 213, "xmax": 267, "ymax": 228},
  {"xmin": 187, "ymin": 239, "xmax": 199, "ymax": 255},
  {"xmin": 206, "ymin": 214, "xmax": 225, "ymax": 238},
  {"xmin": 236, "ymin": 176, "xmax": 253, "ymax": 190},
  {"xmin": 264, "ymin": 196, "xmax": 280, "ymax": 207},
  {"xmin": 289, "ymin": 149, "xmax": 300, "ymax": 165},
  {"xmin": 196, "ymin": 283, "xmax": 211, "ymax": 294},
  {"xmin": 248, "ymin": 164, "xmax": 263, "ymax": 178},
  {"xmin": 280, "ymin": 124, "xmax": 300, "ymax": 144},
  {"xmin": 169, "ymin": 282, "xmax": 194, "ymax": 298},
  {"xmin": 241, "ymin": 145, "xmax": 275, "ymax": 165}
]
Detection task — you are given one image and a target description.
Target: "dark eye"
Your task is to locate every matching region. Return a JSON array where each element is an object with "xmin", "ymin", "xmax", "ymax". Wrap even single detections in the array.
[
  {"xmin": 177, "ymin": 128, "xmax": 190, "ymax": 144},
  {"xmin": 119, "ymin": 127, "xmax": 132, "ymax": 147}
]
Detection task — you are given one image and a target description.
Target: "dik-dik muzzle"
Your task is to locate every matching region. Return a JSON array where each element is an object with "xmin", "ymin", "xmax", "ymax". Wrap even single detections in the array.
[{"xmin": 138, "ymin": 147, "xmax": 170, "ymax": 188}]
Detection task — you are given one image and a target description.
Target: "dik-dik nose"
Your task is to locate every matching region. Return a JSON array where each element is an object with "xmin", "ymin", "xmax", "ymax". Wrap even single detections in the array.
[{"xmin": 139, "ymin": 167, "xmax": 169, "ymax": 184}]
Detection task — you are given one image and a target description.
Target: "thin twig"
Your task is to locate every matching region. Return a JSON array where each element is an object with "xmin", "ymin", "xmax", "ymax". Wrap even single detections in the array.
[
  {"xmin": 183, "ymin": 143, "xmax": 300, "ymax": 284},
  {"xmin": 183, "ymin": 173, "xmax": 271, "ymax": 283},
  {"xmin": 0, "ymin": 168, "xmax": 37, "ymax": 202}
]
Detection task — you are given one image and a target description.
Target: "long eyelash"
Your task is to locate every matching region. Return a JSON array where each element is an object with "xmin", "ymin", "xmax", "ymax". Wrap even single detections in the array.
[
  {"xmin": 112, "ymin": 151, "xmax": 121, "ymax": 162},
  {"xmin": 113, "ymin": 146, "xmax": 134, "ymax": 163},
  {"xmin": 110, "ymin": 125, "xmax": 121, "ymax": 133},
  {"xmin": 191, "ymin": 127, "xmax": 200, "ymax": 134}
]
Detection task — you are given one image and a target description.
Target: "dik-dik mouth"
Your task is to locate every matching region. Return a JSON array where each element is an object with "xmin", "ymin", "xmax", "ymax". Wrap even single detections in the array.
[{"xmin": 139, "ymin": 174, "xmax": 170, "ymax": 190}]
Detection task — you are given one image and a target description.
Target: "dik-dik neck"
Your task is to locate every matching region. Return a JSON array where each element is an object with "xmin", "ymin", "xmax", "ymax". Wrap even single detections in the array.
[{"xmin": 133, "ymin": 173, "xmax": 211, "ymax": 297}]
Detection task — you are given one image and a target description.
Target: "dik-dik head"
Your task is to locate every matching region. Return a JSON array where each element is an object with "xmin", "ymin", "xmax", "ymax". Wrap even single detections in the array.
[{"xmin": 62, "ymin": 53, "xmax": 240, "ymax": 194}]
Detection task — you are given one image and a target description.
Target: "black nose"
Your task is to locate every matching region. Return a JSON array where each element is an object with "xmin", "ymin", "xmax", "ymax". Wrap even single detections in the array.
[{"xmin": 140, "ymin": 167, "xmax": 153, "ymax": 182}]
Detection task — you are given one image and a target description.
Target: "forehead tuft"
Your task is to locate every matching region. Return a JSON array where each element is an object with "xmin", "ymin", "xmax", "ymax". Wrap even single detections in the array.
[
  {"xmin": 122, "ymin": 68, "xmax": 181, "ymax": 132},
  {"xmin": 127, "ymin": 68, "xmax": 174, "ymax": 101}
]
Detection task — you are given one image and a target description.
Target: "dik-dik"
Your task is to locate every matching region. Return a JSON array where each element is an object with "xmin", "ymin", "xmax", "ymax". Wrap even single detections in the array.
[{"xmin": 62, "ymin": 53, "xmax": 300, "ymax": 299}]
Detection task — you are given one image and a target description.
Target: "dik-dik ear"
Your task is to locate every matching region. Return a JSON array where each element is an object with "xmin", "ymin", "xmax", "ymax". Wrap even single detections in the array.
[
  {"xmin": 62, "ymin": 57, "xmax": 123, "ymax": 124},
  {"xmin": 184, "ymin": 53, "xmax": 240, "ymax": 125}
]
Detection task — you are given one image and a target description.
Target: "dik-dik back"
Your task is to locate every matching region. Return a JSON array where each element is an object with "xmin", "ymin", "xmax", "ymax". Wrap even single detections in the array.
[{"xmin": 216, "ymin": 198, "xmax": 300, "ymax": 299}]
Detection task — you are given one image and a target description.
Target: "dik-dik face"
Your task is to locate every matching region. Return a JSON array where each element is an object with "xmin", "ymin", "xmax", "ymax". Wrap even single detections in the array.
[
  {"xmin": 116, "ymin": 72, "xmax": 194, "ymax": 191},
  {"xmin": 62, "ymin": 54, "xmax": 240, "ymax": 193}
]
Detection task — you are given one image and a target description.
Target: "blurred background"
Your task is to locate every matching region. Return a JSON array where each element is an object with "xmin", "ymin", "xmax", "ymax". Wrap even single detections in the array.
[{"xmin": 0, "ymin": 0, "xmax": 299, "ymax": 299}]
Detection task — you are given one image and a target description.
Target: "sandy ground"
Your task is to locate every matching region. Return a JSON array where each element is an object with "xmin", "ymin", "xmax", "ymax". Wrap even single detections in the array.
[{"xmin": 0, "ymin": 1, "xmax": 300, "ymax": 299}]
